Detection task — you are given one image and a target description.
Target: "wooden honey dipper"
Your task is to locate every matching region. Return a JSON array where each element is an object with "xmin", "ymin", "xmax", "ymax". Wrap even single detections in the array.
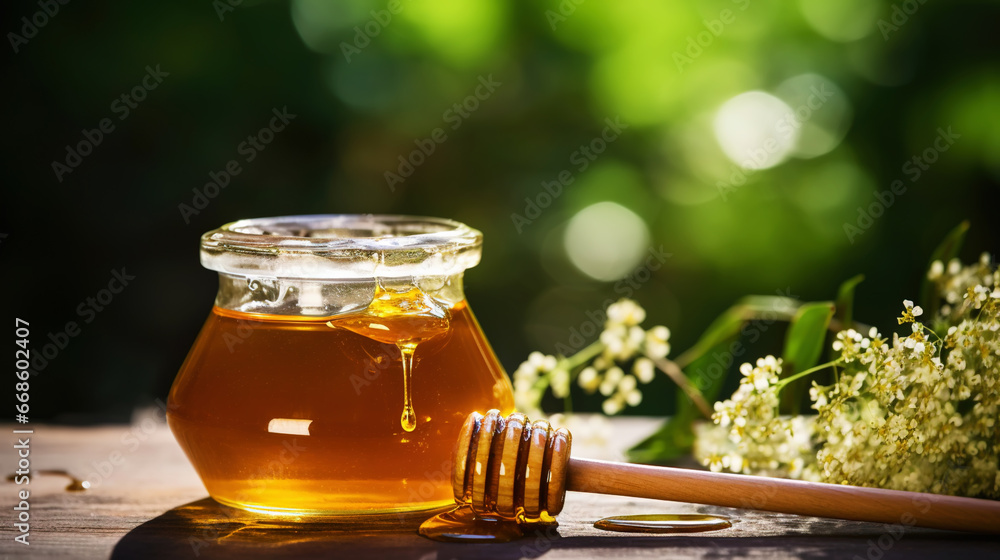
[{"xmin": 450, "ymin": 410, "xmax": 1000, "ymax": 534}]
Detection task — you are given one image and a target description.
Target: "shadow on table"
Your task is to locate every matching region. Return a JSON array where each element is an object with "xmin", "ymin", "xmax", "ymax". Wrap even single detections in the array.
[
  {"xmin": 111, "ymin": 497, "xmax": 563, "ymax": 560},
  {"xmin": 111, "ymin": 498, "xmax": 1000, "ymax": 560}
]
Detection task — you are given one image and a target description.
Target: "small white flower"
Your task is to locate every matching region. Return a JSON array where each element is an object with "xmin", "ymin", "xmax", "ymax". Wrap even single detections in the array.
[
  {"xmin": 606, "ymin": 299, "xmax": 646, "ymax": 327},
  {"xmin": 649, "ymin": 325, "xmax": 670, "ymax": 342},
  {"xmin": 643, "ymin": 335, "xmax": 670, "ymax": 359},
  {"xmin": 725, "ymin": 453, "xmax": 745, "ymax": 473},
  {"xmin": 599, "ymin": 366, "xmax": 624, "ymax": 396},
  {"xmin": 628, "ymin": 326, "xmax": 645, "ymax": 346},
  {"xmin": 600, "ymin": 328, "xmax": 625, "ymax": 356},
  {"xmin": 598, "ymin": 381, "xmax": 615, "ymax": 396},
  {"xmin": 513, "ymin": 377, "xmax": 535, "ymax": 392},
  {"xmin": 602, "ymin": 397, "xmax": 624, "ymax": 415},
  {"xmin": 751, "ymin": 372, "xmax": 771, "ymax": 391},
  {"xmin": 928, "ymin": 260, "xmax": 944, "ymax": 280},
  {"xmin": 550, "ymin": 369, "xmax": 570, "ymax": 398},
  {"xmin": 619, "ymin": 374, "xmax": 637, "ymax": 394},
  {"xmin": 528, "ymin": 351, "xmax": 546, "ymax": 368},
  {"xmin": 578, "ymin": 367, "xmax": 600, "ymax": 392},
  {"xmin": 514, "ymin": 363, "xmax": 536, "ymax": 379},
  {"xmin": 810, "ymin": 382, "xmax": 829, "ymax": 408},
  {"xmin": 633, "ymin": 357, "xmax": 656, "ymax": 384},
  {"xmin": 541, "ymin": 355, "xmax": 558, "ymax": 371},
  {"xmin": 593, "ymin": 355, "xmax": 611, "ymax": 371}
]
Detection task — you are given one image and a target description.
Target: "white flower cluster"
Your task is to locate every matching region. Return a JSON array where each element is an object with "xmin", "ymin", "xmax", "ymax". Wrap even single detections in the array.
[
  {"xmin": 697, "ymin": 256, "xmax": 1000, "ymax": 499},
  {"xmin": 697, "ymin": 357, "xmax": 816, "ymax": 478},
  {"xmin": 928, "ymin": 253, "xmax": 1000, "ymax": 319},
  {"xmin": 512, "ymin": 351, "xmax": 560, "ymax": 417},
  {"xmin": 512, "ymin": 299, "xmax": 671, "ymax": 416}
]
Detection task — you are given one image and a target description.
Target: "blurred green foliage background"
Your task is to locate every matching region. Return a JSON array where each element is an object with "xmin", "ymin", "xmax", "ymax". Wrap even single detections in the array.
[{"xmin": 2, "ymin": 0, "xmax": 998, "ymax": 421}]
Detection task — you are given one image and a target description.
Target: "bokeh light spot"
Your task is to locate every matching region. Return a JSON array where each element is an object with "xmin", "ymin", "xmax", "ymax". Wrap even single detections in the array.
[
  {"xmin": 713, "ymin": 91, "xmax": 798, "ymax": 170},
  {"xmin": 401, "ymin": 0, "xmax": 505, "ymax": 67},
  {"xmin": 799, "ymin": 0, "xmax": 878, "ymax": 43},
  {"xmin": 291, "ymin": 0, "xmax": 372, "ymax": 55},
  {"xmin": 775, "ymin": 74, "xmax": 853, "ymax": 159},
  {"xmin": 564, "ymin": 202, "xmax": 650, "ymax": 281}
]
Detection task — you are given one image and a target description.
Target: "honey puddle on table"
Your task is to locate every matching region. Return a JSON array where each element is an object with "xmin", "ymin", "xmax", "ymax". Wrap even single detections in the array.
[
  {"xmin": 7, "ymin": 469, "xmax": 89, "ymax": 491},
  {"xmin": 593, "ymin": 513, "xmax": 732, "ymax": 533},
  {"xmin": 419, "ymin": 509, "xmax": 732, "ymax": 542},
  {"xmin": 418, "ymin": 505, "xmax": 528, "ymax": 543}
]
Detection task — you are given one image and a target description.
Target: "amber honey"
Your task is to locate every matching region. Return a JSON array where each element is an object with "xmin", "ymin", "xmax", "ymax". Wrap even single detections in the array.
[{"xmin": 168, "ymin": 294, "xmax": 514, "ymax": 516}]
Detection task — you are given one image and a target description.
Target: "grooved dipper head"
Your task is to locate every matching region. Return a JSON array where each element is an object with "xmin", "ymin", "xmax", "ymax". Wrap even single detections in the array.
[{"xmin": 451, "ymin": 409, "xmax": 572, "ymax": 519}]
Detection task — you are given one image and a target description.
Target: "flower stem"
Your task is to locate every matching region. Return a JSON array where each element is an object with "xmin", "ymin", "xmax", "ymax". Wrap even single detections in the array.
[
  {"xmin": 553, "ymin": 340, "xmax": 603, "ymax": 415},
  {"xmin": 559, "ymin": 340, "xmax": 604, "ymax": 371},
  {"xmin": 561, "ymin": 364, "xmax": 578, "ymax": 414},
  {"xmin": 774, "ymin": 358, "xmax": 843, "ymax": 390},
  {"xmin": 651, "ymin": 355, "xmax": 714, "ymax": 420}
]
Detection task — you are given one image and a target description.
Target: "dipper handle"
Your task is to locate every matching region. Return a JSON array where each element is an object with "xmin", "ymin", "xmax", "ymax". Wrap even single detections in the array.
[
  {"xmin": 452, "ymin": 410, "xmax": 1000, "ymax": 533},
  {"xmin": 565, "ymin": 457, "xmax": 1000, "ymax": 534}
]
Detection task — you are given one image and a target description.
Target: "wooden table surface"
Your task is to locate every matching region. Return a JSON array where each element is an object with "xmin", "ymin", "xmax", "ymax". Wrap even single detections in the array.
[{"xmin": 2, "ymin": 414, "xmax": 998, "ymax": 560}]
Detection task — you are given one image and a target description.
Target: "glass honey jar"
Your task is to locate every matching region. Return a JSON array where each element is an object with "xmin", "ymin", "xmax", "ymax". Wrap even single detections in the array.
[{"xmin": 167, "ymin": 215, "xmax": 515, "ymax": 516}]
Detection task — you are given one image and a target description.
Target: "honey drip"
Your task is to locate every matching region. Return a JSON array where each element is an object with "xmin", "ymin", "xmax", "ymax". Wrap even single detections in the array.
[
  {"xmin": 398, "ymin": 342, "xmax": 417, "ymax": 432},
  {"xmin": 326, "ymin": 284, "xmax": 450, "ymax": 433},
  {"xmin": 418, "ymin": 505, "xmax": 524, "ymax": 542},
  {"xmin": 593, "ymin": 513, "xmax": 732, "ymax": 533}
]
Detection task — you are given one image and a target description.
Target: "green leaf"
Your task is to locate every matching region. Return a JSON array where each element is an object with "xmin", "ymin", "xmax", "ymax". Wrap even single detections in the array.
[
  {"xmin": 736, "ymin": 295, "xmax": 801, "ymax": 317},
  {"xmin": 919, "ymin": 221, "xmax": 969, "ymax": 316},
  {"xmin": 780, "ymin": 301, "xmax": 834, "ymax": 414},
  {"xmin": 629, "ymin": 294, "xmax": 805, "ymax": 464},
  {"xmin": 675, "ymin": 296, "xmax": 800, "ymax": 368},
  {"xmin": 625, "ymin": 416, "xmax": 690, "ymax": 464},
  {"xmin": 627, "ymin": 341, "xmax": 733, "ymax": 464},
  {"xmin": 673, "ymin": 307, "xmax": 745, "ymax": 368},
  {"xmin": 829, "ymin": 274, "xmax": 864, "ymax": 362},
  {"xmin": 834, "ymin": 274, "xmax": 864, "ymax": 329}
]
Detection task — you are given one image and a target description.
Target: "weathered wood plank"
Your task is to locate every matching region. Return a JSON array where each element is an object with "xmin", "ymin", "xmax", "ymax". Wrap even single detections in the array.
[{"xmin": 2, "ymin": 418, "xmax": 997, "ymax": 559}]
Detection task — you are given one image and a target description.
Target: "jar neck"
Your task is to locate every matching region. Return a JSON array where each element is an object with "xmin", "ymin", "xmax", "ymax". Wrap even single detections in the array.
[{"xmin": 214, "ymin": 273, "xmax": 467, "ymax": 317}]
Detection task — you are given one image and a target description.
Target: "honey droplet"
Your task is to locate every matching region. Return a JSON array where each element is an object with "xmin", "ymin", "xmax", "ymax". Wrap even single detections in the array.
[
  {"xmin": 400, "ymin": 409, "xmax": 416, "ymax": 432},
  {"xmin": 419, "ymin": 505, "xmax": 524, "ymax": 543},
  {"xmin": 327, "ymin": 285, "xmax": 450, "ymax": 433},
  {"xmin": 398, "ymin": 341, "xmax": 417, "ymax": 432},
  {"xmin": 594, "ymin": 513, "xmax": 731, "ymax": 534}
]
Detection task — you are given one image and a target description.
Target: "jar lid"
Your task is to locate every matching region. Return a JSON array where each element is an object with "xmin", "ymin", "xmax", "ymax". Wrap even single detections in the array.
[{"xmin": 200, "ymin": 214, "xmax": 482, "ymax": 279}]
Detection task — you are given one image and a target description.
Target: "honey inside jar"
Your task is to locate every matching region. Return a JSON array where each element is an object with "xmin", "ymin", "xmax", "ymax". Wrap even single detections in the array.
[{"xmin": 167, "ymin": 215, "xmax": 514, "ymax": 516}]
